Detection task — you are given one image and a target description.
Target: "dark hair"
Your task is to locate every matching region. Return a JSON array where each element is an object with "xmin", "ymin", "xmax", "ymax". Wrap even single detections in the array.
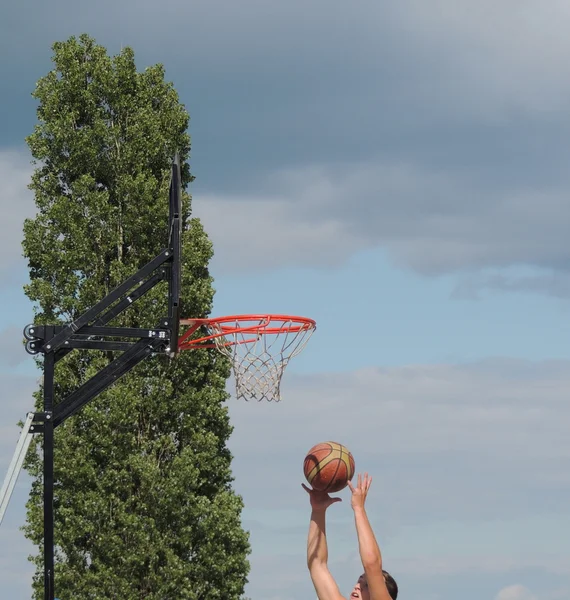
[{"xmin": 382, "ymin": 570, "xmax": 398, "ymax": 600}]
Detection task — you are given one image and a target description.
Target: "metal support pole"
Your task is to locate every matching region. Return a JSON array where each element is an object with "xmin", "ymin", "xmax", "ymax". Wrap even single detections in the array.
[
  {"xmin": 43, "ymin": 333, "xmax": 55, "ymax": 600},
  {"xmin": 0, "ymin": 412, "xmax": 35, "ymax": 526}
]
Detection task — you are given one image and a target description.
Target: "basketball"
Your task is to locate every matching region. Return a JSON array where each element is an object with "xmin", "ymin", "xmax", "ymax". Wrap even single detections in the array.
[{"xmin": 303, "ymin": 441, "xmax": 355, "ymax": 493}]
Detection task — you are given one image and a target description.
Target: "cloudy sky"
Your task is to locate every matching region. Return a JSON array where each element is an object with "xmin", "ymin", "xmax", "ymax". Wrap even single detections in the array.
[{"xmin": 2, "ymin": 1, "xmax": 570, "ymax": 599}]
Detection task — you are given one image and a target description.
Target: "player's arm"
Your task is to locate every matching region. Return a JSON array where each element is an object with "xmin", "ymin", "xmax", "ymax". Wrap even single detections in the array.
[
  {"xmin": 349, "ymin": 474, "xmax": 393, "ymax": 600},
  {"xmin": 303, "ymin": 484, "xmax": 346, "ymax": 600}
]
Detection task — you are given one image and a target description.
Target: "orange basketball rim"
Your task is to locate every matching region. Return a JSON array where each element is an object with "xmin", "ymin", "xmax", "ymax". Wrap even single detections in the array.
[{"xmin": 178, "ymin": 314, "xmax": 316, "ymax": 402}]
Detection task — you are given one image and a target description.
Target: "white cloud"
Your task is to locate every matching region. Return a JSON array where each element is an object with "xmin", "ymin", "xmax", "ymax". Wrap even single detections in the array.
[
  {"xmin": 548, "ymin": 588, "xmax": 570, "ymax": 600},
  {"xmin": 7, "ymin": 5, "xmax": 570, "ymax": 290},
  {"xmin": 223, "ymin": 356, "xmax": 570, "ymax": 598},
  {"xmin": 225, "ymin": 357, "xmax": 570, "ymax": 528},
  {"xmin": 0, "ymin": 326, "xmax": 31, "ymax": 368},
  {"xmin": 453, "ymin": 269, "xmax": 570, "ymax": 300},
  {"xmin": 388, "ymin": 0, "xmax": 570, "ymax": 119},
  {"xmin": 496, "ymin": 584, "xmax": 537, "ymax": 600},
  {"xmin": 196, "ymin": 190, "xmax": 365, "ymax": 273},
  {"xmin": 231, "ymin": 372, "xmax": 570, "ymax": 595},
  {"xmin": 394, "ymin": 556, "xmax": 570, "ymax": 578},
  {"xmin": 0, "ymin": 150, "xmax": 34, "ymax": 274},
  {"xmin": 195, "ymin": 160, "xmax": 570, "ymax": 282}
]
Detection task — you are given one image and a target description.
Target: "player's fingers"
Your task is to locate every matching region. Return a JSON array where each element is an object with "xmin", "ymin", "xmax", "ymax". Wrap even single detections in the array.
[
  {"xmin": 347, "ymin": 481, "xmax": 355, "ymax": 492},
  {"xmin": 301, "ymin": 483, "xmax": 311, "ymax": 493}
]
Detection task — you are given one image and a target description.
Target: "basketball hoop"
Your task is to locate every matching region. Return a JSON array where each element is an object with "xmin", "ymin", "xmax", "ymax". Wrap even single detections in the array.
[{"xmin": 178, "ymin": 314, "xmax": 316, "ymax": 402}]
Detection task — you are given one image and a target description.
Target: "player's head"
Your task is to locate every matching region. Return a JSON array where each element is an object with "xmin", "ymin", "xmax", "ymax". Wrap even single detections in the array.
[
  {"xmin": 383, "ymin": 570, "xmax": 398, "ymax": 599},
  {"xmin": 350, "ymin": 570, "xmax": 398, "ymax": 600}
]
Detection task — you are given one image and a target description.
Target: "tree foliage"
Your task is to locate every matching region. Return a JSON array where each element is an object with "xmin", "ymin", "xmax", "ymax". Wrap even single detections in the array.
[{"xmin": 22, "ymin": 34, "xmax": 250, "ymax": 599}]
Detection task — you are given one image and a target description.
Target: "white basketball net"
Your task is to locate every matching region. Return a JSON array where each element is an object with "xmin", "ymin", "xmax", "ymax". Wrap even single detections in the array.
[{"xmin": 206, "ymin": 316, "xmax": 315, "ymax": 402}]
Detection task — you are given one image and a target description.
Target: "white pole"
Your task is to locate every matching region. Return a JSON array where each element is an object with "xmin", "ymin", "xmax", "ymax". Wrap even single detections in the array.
[{"xmin": 0, "ymin": 413, "xmax": 36, "ymax": 526}]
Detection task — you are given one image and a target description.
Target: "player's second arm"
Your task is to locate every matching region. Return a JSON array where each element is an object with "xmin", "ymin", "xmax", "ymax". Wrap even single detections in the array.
[{"xmin": 306, "ymin": 502, "xmax": 346, "ymax": 600}]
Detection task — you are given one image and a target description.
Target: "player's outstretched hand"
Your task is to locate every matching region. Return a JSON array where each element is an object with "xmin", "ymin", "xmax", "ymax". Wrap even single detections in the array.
[
  {"xmin": 302, "ymin": 483, "xmax": 342, "ymax": 511},
  {"xmin": 347, "ymin": 472, "xmax": 372, "ymax": 511}
]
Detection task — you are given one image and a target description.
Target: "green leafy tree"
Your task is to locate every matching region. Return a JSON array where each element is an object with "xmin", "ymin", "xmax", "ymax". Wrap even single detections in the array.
[{"xmin": 21, "ymin": 34, "xmax": 250, "ymax": 599}]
